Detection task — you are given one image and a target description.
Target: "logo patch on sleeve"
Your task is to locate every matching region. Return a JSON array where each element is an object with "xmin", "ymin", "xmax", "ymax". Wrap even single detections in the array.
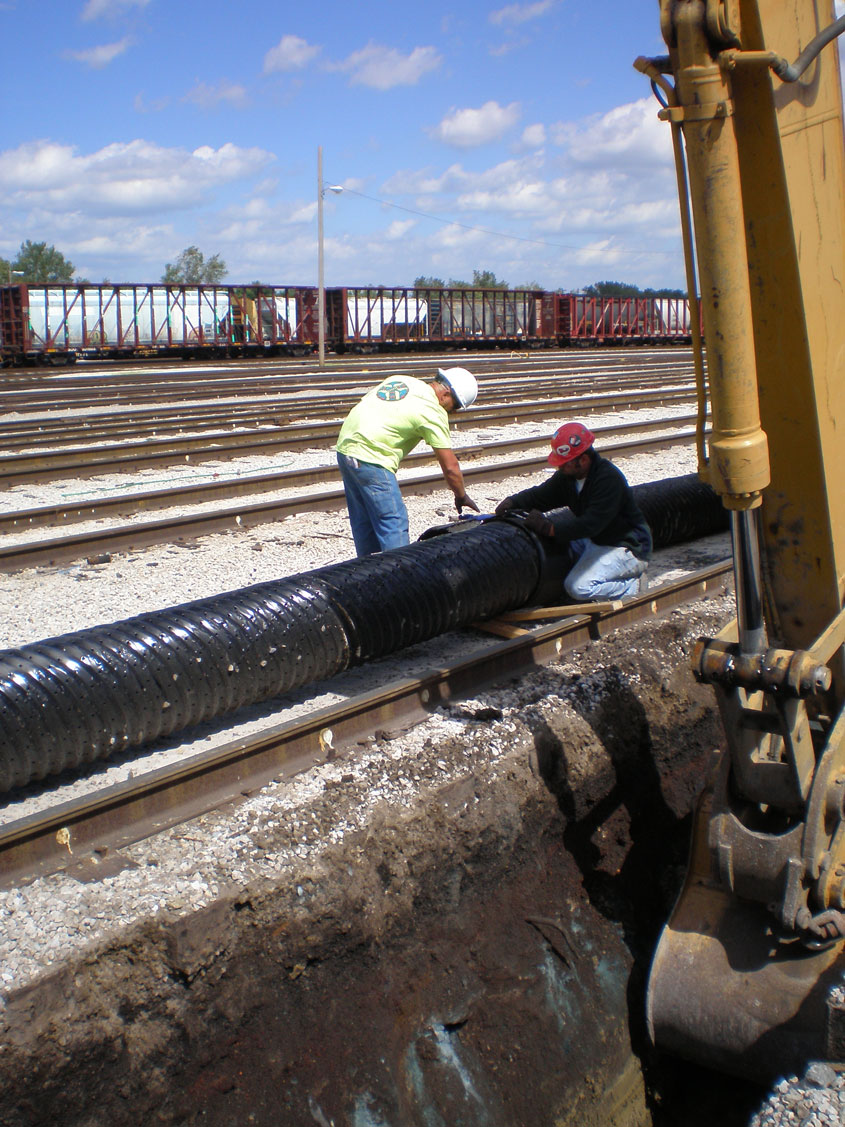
[{"xmin": 377, "ymin": 380, "xmax": 409, "ymax": 402}]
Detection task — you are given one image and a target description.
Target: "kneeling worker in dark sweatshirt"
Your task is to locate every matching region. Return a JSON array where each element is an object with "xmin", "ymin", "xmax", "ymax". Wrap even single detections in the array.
[{"xmin": 495, "ymin": 421, "xmax": 652, "ymax": 602}]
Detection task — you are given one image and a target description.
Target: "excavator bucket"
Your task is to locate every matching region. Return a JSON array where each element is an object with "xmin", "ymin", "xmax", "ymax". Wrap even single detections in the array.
[
  {"xmin": 647, "ymin": 792, "xmax": 845, "ymax": 1080},
  {"xmin": 639, "ymin": 0, "xmax": 845, "ymax": 1082}
]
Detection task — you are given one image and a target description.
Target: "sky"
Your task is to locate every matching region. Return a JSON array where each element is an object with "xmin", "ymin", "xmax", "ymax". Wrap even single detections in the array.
[{"xmin": 0, "ymin": 1, "xmax": 745, "ymax": 291}]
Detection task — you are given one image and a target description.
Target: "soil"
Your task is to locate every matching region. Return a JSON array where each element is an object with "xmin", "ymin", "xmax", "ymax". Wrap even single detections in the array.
[{"xmin": 0, "ymin": 595, "xmax": 768, "ymax": 1127}]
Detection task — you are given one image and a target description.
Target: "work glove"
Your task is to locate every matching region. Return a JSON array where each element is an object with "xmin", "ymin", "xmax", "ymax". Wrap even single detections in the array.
[
  {"xmin": 494, "ymin": 497, "xmax": 515, "ymax": 516},
  {"xmin": 524, "ymin": 509, "xmax": 555, "ymax": 538},
  {"xmin": 455, "ymin": 493, "xmax": 480, "ymax": 515}
]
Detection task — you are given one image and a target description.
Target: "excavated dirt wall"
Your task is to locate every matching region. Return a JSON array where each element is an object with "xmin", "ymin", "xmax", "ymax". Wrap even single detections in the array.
[{"xmin": 1, "ymin": 594, "xmax": 761, "ymax": 1126}]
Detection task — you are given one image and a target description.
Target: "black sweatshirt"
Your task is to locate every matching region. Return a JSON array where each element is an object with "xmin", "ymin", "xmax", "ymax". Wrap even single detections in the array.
[{"xmin": 506, "ymin": 451, "xmax": 652, "ymax": 559}]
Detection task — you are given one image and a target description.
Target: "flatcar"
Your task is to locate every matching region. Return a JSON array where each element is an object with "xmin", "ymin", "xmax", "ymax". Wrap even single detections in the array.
[{"xmin": 0, "ymin": 282, "xmax": 692, "ymax": 365}]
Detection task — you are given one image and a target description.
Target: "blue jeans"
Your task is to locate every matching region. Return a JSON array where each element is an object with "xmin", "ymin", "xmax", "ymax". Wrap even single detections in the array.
[
  {"xmin": 337, "ymin": 452, "xmax": 409, "ymax": 556},
  {"xmin": 564, "ymin": 538, "xmax": 648, "ymax": 601}
]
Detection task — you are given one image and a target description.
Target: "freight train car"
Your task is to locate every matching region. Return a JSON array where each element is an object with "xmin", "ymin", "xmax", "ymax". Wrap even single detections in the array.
[
  {"xmin": 0, "ymin": 283, "xmax": 318, "ymax": 364},
  {"xmin": 0, "ymin": 282, "xmax": 692, "ymax": 365},
  {"xmin": 325, "ymin": 286, "xmax": 551, "ymax": 352},
  {"xmin": 566, "ymin": 294, "xmax": 692, "ymax": 341}
]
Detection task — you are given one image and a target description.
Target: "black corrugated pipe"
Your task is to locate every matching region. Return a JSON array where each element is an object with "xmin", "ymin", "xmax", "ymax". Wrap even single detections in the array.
[{"xmin": 0, "ymin": 474, "xmax": 727, "ymax": 793}]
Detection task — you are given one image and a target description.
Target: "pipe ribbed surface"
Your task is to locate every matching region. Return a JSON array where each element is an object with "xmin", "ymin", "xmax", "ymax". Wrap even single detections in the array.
[
  {"xmin": 632, "ymin": 473, "xmax": 728, "ymax": 546},
  {"xmin": 0, "ymin": 522, "xmax": 541, "ymax": 791},
  {"xmin": 0, "ymin": 474, "xmax": 728, "ymax": 793}
]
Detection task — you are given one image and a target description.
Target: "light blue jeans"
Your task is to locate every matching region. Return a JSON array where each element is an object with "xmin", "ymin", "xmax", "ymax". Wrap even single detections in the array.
[
  {"xmin": 564, "ymin": 538, "xmax": 648, "ymax": 602},
  {"xmin": 337, "ymin": 452, "xmax": 409, "ymax": 556}
]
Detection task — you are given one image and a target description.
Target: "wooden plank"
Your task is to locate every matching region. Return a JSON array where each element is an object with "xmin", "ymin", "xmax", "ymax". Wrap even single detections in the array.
[
  {"xmin": 471, "ymin": 620, "xmax": 531, "ymax": 638},
  {"xmin": 496, "ymin": 600, "xmax": 622, "ymax": 621}
]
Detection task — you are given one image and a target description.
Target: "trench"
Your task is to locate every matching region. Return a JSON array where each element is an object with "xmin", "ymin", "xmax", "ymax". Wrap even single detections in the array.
[{"xmin": 0, "ymin": 601, "xmax": 773, "ymax": 1127}]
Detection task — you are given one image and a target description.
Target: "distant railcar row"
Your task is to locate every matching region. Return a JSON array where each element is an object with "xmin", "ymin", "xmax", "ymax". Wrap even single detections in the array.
[{"xmin": 0, "ymin": 282, "xmax": 693, "ymax": 365}]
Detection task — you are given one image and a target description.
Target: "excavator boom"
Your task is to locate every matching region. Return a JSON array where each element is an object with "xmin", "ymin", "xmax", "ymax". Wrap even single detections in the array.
[{"xmin": 642, "ymin": 0, "xmax": 845, "ymax": 1078}]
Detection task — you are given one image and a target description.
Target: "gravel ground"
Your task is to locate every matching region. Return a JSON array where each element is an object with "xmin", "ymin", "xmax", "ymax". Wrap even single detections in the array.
[
  {"xmin": 748, "ymin": 1064, "xmax": 845, "ymax": 1126},
  {"xmin": 0, "ymin": 403, "xmax": 697, "ymax": 648},
  {"xmin": 0, "ymin": 427, "xmax": 717, "ymax": 829},
  {"xmin": 2, "ymin": 393, "xmax": 840, "ymax": 1125}
]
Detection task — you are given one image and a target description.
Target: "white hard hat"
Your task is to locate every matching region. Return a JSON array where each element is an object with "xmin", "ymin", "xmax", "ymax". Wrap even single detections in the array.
[{"xmin": 437, "ymin": 366, "xmax": 478, "ymax": 409}]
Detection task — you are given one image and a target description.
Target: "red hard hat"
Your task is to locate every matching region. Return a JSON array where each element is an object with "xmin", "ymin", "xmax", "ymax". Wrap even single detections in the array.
[{"xmin": 548, "ymin": 422, "xmax": 595, "ymax": 467}]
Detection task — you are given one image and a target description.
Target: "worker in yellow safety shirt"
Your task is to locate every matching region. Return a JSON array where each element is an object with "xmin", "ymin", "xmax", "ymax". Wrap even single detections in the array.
[{"xmin": 335, "ymin": 367, "xmax": 479, "ymax": 556}]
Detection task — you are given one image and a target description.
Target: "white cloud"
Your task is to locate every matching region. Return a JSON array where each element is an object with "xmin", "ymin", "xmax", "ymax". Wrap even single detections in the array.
[
  {"xmin": 519, "ymin": 123, "xmax": 546, "ymax": 149},
  {"xmin": 489, "ymin": 0, "xmax": 555, "ymax": 27},
  {"xmin": 0, "ymin": 139, "xmax": 274, "ymax": 215},
  {"xmin": 334, "ymin": 43, "xmax": 441, "ymax": 90},
  {"xmin": 429, "ymin": 101, "xmax": 521, "ymax": 148},
  {"xmin": 263, "ymin": 35, "xmax": 321, "ymax": 74},
  {"xmin": 573, "ymin": 238, "xmax": 627, "ymax": 267},
  {"xmin": 182, "ymin": 81, "xmax": 249, "ymax": 110},
  {"xmin": 64, "ymin": 37, "xmax": 131, "ymax": 68},
  {"xmin": 134, "ymin": 91, "xmax": 171, "ymax": 113},
  {"xmin": 82, "ymin": 0, "xmax": 149, "ymax": 19},
  {"xmin": 552, "ymin": 97, "xmax": 672, "ymax": 169},
  {"xmin": 385, "ymin": 219, "xmax": 416, "ymax": 239}
]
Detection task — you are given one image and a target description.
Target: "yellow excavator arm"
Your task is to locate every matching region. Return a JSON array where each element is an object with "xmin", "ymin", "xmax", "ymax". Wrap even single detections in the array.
[{"xmin": 640, "ymin": 0, "xmax": 845, "ymax": 1079}]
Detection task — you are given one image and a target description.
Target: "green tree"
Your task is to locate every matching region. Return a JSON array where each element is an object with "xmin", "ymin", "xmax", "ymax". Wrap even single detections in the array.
[
  {"xmin": 10, "ymin": 240, "xmax": 76, "ymax": 283},
  {"xmin": 517, "ymin": 280, "xmax": 545, "ymax": 291},
  {"xmin": 162, "ymin": 246, "xmax": 227, "ymax": 284},
  {"xmin": 582, "ymin": 280, "xmax": 641, "ymax": 297},
  {"xmin": 582, "ymin": 280, "xmax": 686, "ymax": 298},
  {"xmin": 446, "ymin": 270, "xmax": 509, "ymax": 289},
  {"xmin": 642, "ymin": 285, "xmax": 686, "ymax": 298},
  {"xmin": 413, "ymin": 275, "xmax": 446, "ymax": 289},
  {"xmin": 472, "ymin": 269, "xmax": 508, "ymax": 289}
]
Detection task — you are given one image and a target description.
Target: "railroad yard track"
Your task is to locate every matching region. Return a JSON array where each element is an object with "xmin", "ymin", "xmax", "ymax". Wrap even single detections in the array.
[
  {"xmin": 0, "ymin": 559, "xmax": 731, "ymax": 891},
  {"xmin": 0, "ymin": 387, "xmax": 695, "ymax": 483},
  {"xmin": 0, "ymin": 347, "xmax": 725, "ymax": 897},
  {"xmin": 0, "ymin": 350, "xmax": 705, "ymax": 570},
  {"xmin": 0, "ymin": 426, "xmax": 698, "ymax": 571},
  {"xmin": 0, "ymin": 379, "xmax": 695, "ymax": 453},
  {"xmin": 0, "ymin": 347, "xmax": 694, "ymax": 410}
]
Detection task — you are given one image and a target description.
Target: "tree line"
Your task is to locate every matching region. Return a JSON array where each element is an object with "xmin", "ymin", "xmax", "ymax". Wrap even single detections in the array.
[
  {"xmin": 413, "ymin": 272, "xmax": 685, "ymax": 298},
  {"xmin": 0, "ymin": 241, "xmax": 685, "ymax": 297},
  {"xmin": 0, "ymin": 242, "xmax": 227, "ymax": 286}
]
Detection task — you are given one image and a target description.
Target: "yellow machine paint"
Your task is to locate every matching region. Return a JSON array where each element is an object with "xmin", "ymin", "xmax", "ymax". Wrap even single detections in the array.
[{"xmin": 641, "ymin": 0, "xmax": 845, "ymax": 1077}]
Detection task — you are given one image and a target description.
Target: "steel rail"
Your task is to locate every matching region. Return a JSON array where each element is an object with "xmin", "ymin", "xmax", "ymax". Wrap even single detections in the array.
[
  {"xmin": 1, "ymin": 346, "xmax": 689, "ymax": 384},
  {"xmin": 0, "ymin": 387, "xmax": 696, "ymax": 486},
  {"xmin": 0, "ymin": 365, "xmax": 694, "ymax": 430},
  {"xmin": 0, "ymin": 560, "xmax": 732, "ymax": 890},
  {"xmin": 0, "ymin": 351, "xmax": 694, "ymax": 410},
  {"xmin": 0, "ymin": 431, "xmax": 697, "ymax": 571},
  {"xmin": 0, "ymin": 370, "xmax": 697, "ymax": 448},
  {"xmin": 0, "ymin": 416, "xmax": 702, "ymax": 534}
]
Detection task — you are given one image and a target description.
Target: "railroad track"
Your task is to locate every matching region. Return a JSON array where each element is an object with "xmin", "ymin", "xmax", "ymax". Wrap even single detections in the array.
[
  {"xmin": 0, "ymin": 428, "xmax": 698, "ymax": 571},
  {"xmin": 0, "ymin": 387, "xmax": 697, "ymax": 485},
  {"xmin": 0, "ymin": 348, "xmax": 695, "ymax": 409},
  {"xmin": 0, "ymin": 559, "xmax": 732, "ymax": 891},
  {"xmin": 0, "ymin": 369, "xmax": 697, "ymax": 450}
]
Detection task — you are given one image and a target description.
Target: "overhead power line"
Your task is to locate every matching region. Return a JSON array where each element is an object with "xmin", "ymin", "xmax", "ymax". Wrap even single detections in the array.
[{"xmin": 329, "ymin": 184, "xmax": 680, "ymax": 259}]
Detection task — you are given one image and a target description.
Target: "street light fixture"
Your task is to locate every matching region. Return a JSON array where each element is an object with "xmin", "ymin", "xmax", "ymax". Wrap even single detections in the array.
[
  {"xmin": 7, "ymin": 269, "xmax": 23, "ymax": 286},
  {"xmin": 317, "ymin": 145, "xmax": 343, "ymax": 368}
]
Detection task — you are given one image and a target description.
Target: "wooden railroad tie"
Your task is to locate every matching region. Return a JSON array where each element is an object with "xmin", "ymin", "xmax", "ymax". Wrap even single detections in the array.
[{"xmin": 473, "ymin": 601, "xmax": 623, "ymax": 638}]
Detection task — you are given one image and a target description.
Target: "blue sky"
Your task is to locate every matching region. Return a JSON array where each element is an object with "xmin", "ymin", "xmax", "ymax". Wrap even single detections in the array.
[{"xmin": 0, "ymin": 0, "xmax": 688, "ymax": 290}]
